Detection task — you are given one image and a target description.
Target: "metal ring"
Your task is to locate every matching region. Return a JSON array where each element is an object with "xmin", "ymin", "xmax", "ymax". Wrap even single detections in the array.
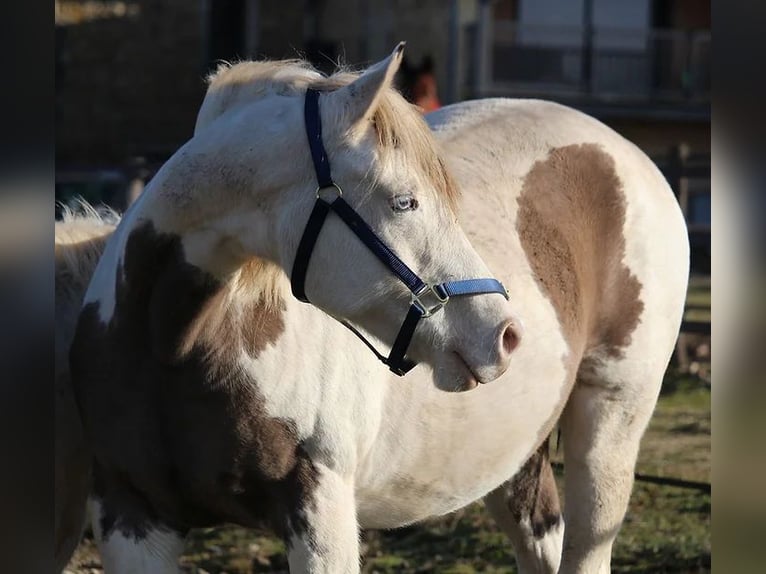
[
  {"xmin": 315, "ymin": 183, "xmax": 343, "ymax": 201},
  {"xmin": 411, "ymin": 284, "xmax": 450, "ymax": 319}
]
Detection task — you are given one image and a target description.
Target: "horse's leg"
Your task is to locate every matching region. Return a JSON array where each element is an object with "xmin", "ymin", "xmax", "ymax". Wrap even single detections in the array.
[
  {"xmin": 88, "ymin": 495, "xmax": 185, "ymax": 574},
  {"xmin": 558, "ymin": 359, "xmax": 665, "ymax": 574},
  {"xmin": 484, "ymin": 437, "xmax": 563, "ymax": 574},
  {"xmin": 286, "ymin": 463, "xmax": 359, "ymax": 574}
]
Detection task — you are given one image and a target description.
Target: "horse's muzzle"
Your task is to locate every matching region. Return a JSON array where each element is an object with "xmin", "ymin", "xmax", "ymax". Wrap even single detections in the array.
[{"xmin": 465, "ymin": 314, "xmax": 524, "ymax": 385}]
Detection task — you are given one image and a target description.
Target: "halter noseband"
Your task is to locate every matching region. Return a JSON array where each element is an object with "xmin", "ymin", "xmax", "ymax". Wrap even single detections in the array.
[{"xmin": 291, "ymin": 88, "xmax": 509, "ymax": 376}]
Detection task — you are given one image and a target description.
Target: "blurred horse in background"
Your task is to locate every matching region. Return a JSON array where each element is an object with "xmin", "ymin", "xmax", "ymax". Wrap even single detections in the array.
[{"xmin": 397, "ymin": 54, "xmax": 441, "ymax": 113}]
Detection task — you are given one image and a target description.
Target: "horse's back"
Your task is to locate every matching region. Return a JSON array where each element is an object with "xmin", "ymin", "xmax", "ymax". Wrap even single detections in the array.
[{"xmin": 429, "ymin": 98, "xmax": 689, "ymax": 375}]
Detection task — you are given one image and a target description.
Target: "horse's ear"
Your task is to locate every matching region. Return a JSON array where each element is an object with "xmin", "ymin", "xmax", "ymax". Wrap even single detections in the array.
[{"xmin": 327, "ymin": 42, "xmax": 405, "ymax": 128}]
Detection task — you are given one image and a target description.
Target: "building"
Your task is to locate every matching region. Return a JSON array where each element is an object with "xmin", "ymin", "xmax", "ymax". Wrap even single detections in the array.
[
  {"xmin": 55, "ymin": 0, "xmax": 456, "ymax": 166},
  {"xmin": 56, "ymin": 0, "xmax": 710, "ymax": 160},
  {"xmin": 55, "ymin": 0, "xmax": 709, "ymax": 271},
  {"xmin": 461, "ymin": 0, "xmax": 710, "ymax": 156},
  {"xmin": 459, "ymin": 0, "xmax": 711, "ymax": 272}
]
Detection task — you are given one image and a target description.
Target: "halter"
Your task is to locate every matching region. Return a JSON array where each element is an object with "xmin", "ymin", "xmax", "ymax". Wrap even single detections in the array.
[{"xmin": 291, "ymin": 88, "xmax": 509, "ymax": 376}]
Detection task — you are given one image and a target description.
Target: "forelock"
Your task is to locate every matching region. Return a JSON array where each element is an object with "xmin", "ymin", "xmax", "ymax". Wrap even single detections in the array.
[{"xmin": 197, "ymin": 59, "xmax": 459, "ymax": 211}]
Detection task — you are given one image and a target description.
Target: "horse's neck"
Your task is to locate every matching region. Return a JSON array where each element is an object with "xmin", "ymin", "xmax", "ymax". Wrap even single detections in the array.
[{"xmin": 235, "ymin": 294, "xmax": 393, "ymax": 457}]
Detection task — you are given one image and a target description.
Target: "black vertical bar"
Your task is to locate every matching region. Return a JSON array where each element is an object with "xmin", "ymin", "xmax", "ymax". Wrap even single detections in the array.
[
  {"xmin": 582, "ymin": 0, "xmax": 593, "ymax": 94},
  {"xmin": 446, "ymin": 0, "xmax": 459, "ymax": 104}
]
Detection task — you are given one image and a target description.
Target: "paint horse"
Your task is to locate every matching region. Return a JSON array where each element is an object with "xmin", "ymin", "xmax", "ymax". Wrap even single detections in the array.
[{"xmin": 67, "ymin": 45, "xmax": 689, "ymax": 573}]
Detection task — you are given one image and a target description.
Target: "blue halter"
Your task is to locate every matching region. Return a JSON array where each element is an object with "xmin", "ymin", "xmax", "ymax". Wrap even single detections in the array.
[{"xmin": 291, "ymin": 88, "xmax": 509, "ymax": 376}]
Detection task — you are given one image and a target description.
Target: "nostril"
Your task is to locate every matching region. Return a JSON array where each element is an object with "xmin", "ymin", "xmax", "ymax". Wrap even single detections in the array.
[{"xmin": 501, "ymin": 321, "xmax": 521, "ymax": 356}]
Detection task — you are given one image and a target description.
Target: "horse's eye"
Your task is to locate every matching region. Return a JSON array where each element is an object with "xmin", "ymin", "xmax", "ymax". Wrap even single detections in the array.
[{"xmin": 391, "ymin": 194, "xmax": 419, "ymax": 212}]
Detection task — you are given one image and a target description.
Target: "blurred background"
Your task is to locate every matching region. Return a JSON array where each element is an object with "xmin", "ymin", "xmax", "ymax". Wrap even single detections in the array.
[
  {"xmin": 55, "ymin": 0, "xmax": 710, "ymax": 278},
  {"xmin": 55, "ymin": 1, "xmax": 713, "ymax": 573}
]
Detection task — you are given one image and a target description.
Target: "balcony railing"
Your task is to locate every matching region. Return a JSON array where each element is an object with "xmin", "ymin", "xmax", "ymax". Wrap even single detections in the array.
[{"xmin": 465, "ymin": 21, "xmax": 710, "ymax": 105}]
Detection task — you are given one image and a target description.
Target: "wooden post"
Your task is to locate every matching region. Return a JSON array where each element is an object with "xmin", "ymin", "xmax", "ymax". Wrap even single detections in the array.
[
  {"xmin": 476, "ymin": 0, "xmax": 493, "ymax": 97},
  {"xmin": 675, "ymin": 143, "xmax": 691, "ymax": 217},
  {"xmin": 244, "ymin": 0, "xmax": 260, "ymax": 59},
  {"xmin": 446, "ymin": 0, "xmax": 460, "ymax": 104},
  {"xmin": 581, "ymin": 0, "xmax": 593, "ymax": 94},
  {"xmin": 670, "ymin": 142, "xmax": 695, "ymax": 372}
]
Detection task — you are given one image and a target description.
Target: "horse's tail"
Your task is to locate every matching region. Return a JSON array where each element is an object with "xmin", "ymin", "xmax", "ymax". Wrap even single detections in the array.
[
  {"xmin": 56, "ymin": 200, "xmax": 117, "ymax": 303},
  {"xmin": 55, "ymin": 199, "xmax": 119, "ymax": 365},
  {"xmin": 54, "ymin": 199, "xmax": 119, "ymax": 572}
]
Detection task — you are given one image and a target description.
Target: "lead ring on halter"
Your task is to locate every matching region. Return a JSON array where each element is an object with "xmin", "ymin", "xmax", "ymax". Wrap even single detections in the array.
[
  {"xmin": 291, "ymin": 88, "xmax": 510, "ymax": 376},
  {"xmin": 316, "ymin": 183, "xmax": 342, "ymax": 200}
]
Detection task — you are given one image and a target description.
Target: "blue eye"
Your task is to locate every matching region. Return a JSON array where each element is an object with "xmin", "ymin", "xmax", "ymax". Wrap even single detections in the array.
[{"xmin": 391, "ymin": 194, "xmax": 419, "ymax": 212}]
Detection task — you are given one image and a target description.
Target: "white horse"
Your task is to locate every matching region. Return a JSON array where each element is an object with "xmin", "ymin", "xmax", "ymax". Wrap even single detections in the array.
[{"xmin": 65, "ymin": 44, "xmax": 689, "ymax": 573}]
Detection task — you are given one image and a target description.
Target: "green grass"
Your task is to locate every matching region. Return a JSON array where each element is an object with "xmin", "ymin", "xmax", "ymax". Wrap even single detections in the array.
[
  {"xmin": 611, "ymin": 375, "xmax": 711, "ymax": 573},
  {"xmin": 357, "ymin": 375, "xmax": 711, "ymax": 574},
  {"xmin": 684, "ymin": 277, "xmax": 711, "ymax": 323}
]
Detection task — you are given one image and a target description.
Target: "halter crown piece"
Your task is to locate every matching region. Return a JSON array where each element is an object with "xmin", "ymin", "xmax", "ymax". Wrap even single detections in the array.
[{"xmin": 291, "ymin": 88, "xmax": 509, "ymax": 376}]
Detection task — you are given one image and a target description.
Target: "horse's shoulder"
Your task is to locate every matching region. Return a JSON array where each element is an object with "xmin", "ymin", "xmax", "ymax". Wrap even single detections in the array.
[{"xmin": 70, "ymin": 219, "xmax": 313, "ymax": 531}]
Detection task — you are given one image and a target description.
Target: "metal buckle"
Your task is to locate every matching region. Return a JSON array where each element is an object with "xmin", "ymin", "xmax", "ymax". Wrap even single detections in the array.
[
  {"xmin": 316, "ymin": 183, "xmax": 343, "ymax": 202},
  {"xmin": 411, "ymin": 284, "xmax": 450, "ymax": 318}
]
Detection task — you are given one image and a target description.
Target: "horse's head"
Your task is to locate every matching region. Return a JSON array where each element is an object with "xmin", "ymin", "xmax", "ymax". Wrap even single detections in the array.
[{"xmin": 192, "ymin": 45, "xmax": 521, "ymax": 390}]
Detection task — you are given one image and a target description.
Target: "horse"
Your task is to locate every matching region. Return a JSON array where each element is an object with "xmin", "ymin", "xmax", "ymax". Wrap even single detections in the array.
[
  {"xmin": 397, "ymin": 54, "xmax": 441, "ymax": 113},
  {"xmin": 55, "ymin": 203, "xmax": 118, "ymax": 572},
  {"xmin": 65, "ymin": 44, "xmax": 689, "ymax": 573}
]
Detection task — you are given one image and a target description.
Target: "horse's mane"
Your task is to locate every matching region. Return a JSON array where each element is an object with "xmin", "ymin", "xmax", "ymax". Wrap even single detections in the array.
[{"xmin": 198, "ymin": 59, "xmax": 459, "ymax": 211}]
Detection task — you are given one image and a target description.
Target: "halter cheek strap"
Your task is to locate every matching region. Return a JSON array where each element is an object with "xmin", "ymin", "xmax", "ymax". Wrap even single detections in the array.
[{"xmin": 291, "ymin": 88, "xmax": 509, "ymax": 376}]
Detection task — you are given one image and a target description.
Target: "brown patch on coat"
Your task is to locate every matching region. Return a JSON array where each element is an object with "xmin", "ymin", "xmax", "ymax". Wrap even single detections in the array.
[
  {"xmin": 240, "ymin": 299, "xmax": 286, "ymax": 358},
  {"xmin": 516, "ymin": 143, "xmax": 644, "ymax": 362},
  {"xmin": 506, "ymin": 437, "xmax": 561, "ymax": 538},
  {"xmin": 177, "ymin": 277, "xmax": 286, "ymax": 361},
  {"xmin": 70, "ymin": 221, "xmax": 315, "ymax": 541}
]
